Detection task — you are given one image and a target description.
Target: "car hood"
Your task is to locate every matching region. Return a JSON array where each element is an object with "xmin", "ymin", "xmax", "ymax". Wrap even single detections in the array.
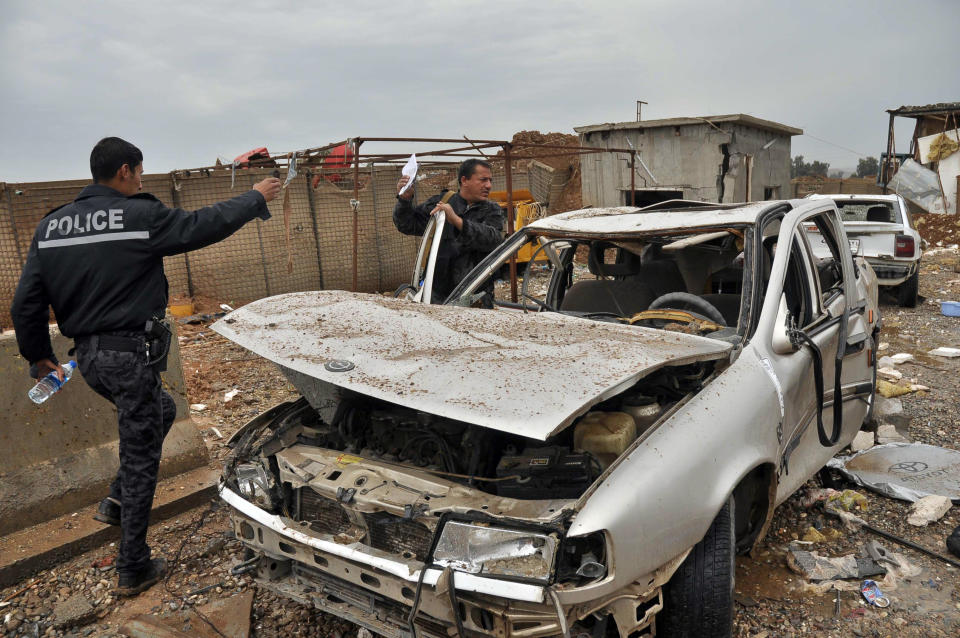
[{"xmin": 212, "ymin": 291, "xmax": 732, "ymax": 440}]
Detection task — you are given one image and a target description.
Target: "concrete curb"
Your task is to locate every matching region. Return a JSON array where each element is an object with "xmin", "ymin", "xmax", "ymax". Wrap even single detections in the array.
[{"xmin": 0, "ymin": 466, "xmax": 220, "ymax": 589}]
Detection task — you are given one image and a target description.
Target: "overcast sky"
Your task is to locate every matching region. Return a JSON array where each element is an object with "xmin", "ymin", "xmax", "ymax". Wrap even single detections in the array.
[{"xmin": 2, "ymin": 0, "xmax": 957, "ymax": 183}]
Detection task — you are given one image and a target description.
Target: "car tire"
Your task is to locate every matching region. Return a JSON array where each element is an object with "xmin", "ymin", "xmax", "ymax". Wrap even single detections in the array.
[
  {"xmin": 897, "ymin": 271, "xmax": 919, "ymax": 308},
  {"xmin": 659, "ymin": 496, "xmax": 734, "ymax": 638}
]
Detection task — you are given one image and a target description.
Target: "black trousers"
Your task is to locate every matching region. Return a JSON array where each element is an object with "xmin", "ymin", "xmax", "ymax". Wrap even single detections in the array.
[{"xmin": 75, "ymin": 336, "xmax": 175, "ymax": 575}]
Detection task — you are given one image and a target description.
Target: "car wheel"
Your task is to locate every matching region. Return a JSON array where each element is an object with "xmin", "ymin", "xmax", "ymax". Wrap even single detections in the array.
[
  {"xmin": 659, "ymin": 496, "xmax": 734, "ymax": 638},
  {"xmin": 897, "ymin": 271, "xmax": 919, "ymax": 308}
]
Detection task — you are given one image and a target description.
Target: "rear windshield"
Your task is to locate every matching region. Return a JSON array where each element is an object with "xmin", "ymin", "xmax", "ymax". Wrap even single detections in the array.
[{"xmin": 835, "ymin": 201, "xmax": 902, "ymax": 224}]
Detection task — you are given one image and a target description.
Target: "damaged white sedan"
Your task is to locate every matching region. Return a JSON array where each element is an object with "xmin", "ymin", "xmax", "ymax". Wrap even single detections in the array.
[{"xmin": 214, "ymin": 198, "xmax": 879, "ymax": 637}]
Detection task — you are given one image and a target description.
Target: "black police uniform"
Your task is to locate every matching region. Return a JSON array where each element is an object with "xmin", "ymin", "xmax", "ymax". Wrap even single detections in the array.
[
  {"xmin": 11, "ymin": 183, "xmax": 270, "ymax": 579},
  {"xmin": 393, "ymin": 191, "xmax": 504, "ymax": 304}
]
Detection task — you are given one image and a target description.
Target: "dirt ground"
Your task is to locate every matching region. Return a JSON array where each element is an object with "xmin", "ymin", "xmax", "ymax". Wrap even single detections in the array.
[{"xmin": 4, "ymin": 248, "xmax": 960, "ymax": 637}]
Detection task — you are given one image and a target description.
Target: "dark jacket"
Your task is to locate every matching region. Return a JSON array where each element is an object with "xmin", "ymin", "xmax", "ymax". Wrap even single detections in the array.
[
  {"xmin": 11, "ymin": 184, "xmax": 270, "ymax": 363},
  {"xmin": 393, "ymin": 191, "xmax": 504, "ymax": 302}
]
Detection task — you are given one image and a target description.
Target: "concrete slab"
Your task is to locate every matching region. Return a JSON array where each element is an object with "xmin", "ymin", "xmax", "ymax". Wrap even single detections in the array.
[
  {"xmin": 0, "ymin": 320, "xmax": 208, "ymax": 535},
  {"xmin": 0, "ymin": 466, "xmax": 219, "ymax": 589}
]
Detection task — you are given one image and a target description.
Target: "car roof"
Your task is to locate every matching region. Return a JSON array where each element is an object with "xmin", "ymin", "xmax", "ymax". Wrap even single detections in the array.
[
  {"xmin": 526, "ymin": 200, "xmax": 801, "ymax": 235},
  {"xmin": 807, "ymin": 193, "xmax": 901, "ymax": 203}
]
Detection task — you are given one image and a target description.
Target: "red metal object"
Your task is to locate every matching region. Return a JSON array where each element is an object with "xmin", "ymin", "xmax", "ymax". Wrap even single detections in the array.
[
  {"xmin": 313, "ymin": 143, "xmax": 354, "ymax": 186},
  {"xmin": 233, "ymin": 147, "xmax": 272, "ymax": 168}
]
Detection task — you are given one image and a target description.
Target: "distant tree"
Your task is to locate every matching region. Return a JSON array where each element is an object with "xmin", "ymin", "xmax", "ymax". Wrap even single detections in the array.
[
  {"xmin": 791, "ymin": 155, "xmax": 830, "ymax": 178},
  {"xmin": 856, "ymin": 156, "xmax": 879, "ymax": 178}
]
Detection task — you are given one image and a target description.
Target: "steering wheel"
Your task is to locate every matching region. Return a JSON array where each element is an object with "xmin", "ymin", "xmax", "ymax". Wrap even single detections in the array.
[{"xmin": 647, "ymin": 292, "xmax": 727, "ymax": 326}]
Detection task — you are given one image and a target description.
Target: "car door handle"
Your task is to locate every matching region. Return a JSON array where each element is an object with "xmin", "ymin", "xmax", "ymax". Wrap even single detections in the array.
[{"xmin": 845, "ymin": 332, "xmax": 867, "ymax": 356}]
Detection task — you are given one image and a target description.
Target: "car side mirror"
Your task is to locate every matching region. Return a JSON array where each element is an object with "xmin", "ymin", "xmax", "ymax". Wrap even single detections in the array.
[{"xmin": 771, "ymin": 294, "xmax": 798, "ymax": 354}]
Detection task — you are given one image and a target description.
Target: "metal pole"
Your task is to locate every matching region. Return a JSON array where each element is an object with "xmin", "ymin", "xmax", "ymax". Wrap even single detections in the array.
[
  {"xmin": 505, "ymin": 143, "xmax": 517, "ymax": 303},
  {"xmin": 630, "ymin": 152, "xmax": 636, "ymax": 206},
  {"xmin": 304, "ymin": 169, "xmax": 325, "ymax": 290},
  {"xmin": 882, "ymin": 113, "xmax": 895, "ymax": 194},
  {"xmin": 352, "ymin": 139, "xmax": 362, "ymax": 292},
  {"xmin": 169, "ymin": 173, "xmax": 194, "ymax": 298}
]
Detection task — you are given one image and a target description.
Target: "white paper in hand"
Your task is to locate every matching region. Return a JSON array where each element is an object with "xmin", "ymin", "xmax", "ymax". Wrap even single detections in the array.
[{"xmin": 399, "ymin": 154, "xmax": 417, "ymax": 196}]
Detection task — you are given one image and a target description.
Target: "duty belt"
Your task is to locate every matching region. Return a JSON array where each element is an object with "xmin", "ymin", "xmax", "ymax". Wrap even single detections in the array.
[{"xmin": 93, "ymin": 334, "xmax": 147, "ymax": 353}]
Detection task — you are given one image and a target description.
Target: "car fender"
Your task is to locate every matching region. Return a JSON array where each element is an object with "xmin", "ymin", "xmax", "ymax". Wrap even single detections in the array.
[{"xmin": 561, "ymin": 347, "xmax": 781, "ymax": 602}]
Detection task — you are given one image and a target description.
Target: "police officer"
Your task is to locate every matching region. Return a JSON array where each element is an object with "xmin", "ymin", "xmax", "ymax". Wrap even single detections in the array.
[{"xmin": 10, "ymin": 137, "xmax": 281, "ymax": 596}]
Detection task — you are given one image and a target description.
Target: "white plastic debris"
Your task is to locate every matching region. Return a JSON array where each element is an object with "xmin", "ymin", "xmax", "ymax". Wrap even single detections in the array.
[
  {"xmin": 224, "ymin": 388, "xmax": 240, "ymax": 403},
  {"xmin": 189, "ymin": 403, "xmax": 207, "ymax": 412},
  {"xmin": 209, "ymin": 427, "xmax": 223, "ymax": 439},
  {"xmin": 889, "ymin": 353, "xmax": 915, "ymax": 365},
  {"xmin": 876, "ymin": 423, "xmax": 909, "ymax": 445},
  {"xmin": 878, "ymin": 355, "xmax": 896, "ymax": 368},
  {"xmin": 910, "ymin": 384, "xmax": 930, "ymax": 392},
  {"xmin": 850, "ymin": 430, "xmax": 874, "ymax": 453},
  {"xmin": 928, "ymin": 347, "xmax": 960, "ymax": 358},
  {"xmin": 878, "ymin": 367, "xmax": 903, "ymax": 380},
  {"xmin": 878, "ymin": 342, "xmax": 890, "ymax": 351},
  {"xmin": 220, "ymin": 303, "xmax": 235, "ymax": 312},
  {"xmin": 907, "ymin": 495, "xmax": 952, "ymax": 526}
]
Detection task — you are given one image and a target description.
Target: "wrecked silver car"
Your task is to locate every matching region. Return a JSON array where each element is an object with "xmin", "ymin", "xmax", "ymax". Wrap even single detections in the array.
[{"xmin": 214, "ymin": 199, "xmax": 879, "ymax": 637}]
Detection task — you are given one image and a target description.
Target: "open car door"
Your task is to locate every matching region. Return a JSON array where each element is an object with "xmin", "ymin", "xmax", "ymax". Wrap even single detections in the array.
[{"xmin": 397, "ymin": 212, "xmax": 444, "ymax": 304}]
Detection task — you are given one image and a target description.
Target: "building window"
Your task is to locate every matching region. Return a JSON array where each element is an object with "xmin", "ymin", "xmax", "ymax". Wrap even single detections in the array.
[{"xmin": 764, "ymin": 186, "xmax": 780, "ymax": 200}]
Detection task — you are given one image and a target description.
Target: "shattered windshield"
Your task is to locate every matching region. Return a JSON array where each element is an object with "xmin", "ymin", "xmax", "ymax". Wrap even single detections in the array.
[
  {"xmin": 835, "ymin": 201, "xmax": 903, "ymax": 224},
  {"xmin": 449, "ymin": 227, "xmax": 749, "ymax": 340}
]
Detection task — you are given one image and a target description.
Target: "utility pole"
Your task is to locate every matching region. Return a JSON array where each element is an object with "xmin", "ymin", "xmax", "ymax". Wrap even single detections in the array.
[{"xmin": 636, "ymin": 100, "xmax": 648, "ymax": 122}]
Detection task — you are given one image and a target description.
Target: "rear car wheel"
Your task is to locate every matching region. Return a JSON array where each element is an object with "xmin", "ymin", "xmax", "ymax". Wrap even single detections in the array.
[
  {"xmin": 897, "ymin": 271, "xmax": 919, "ymax": 308},
  {"xmin": 659, "ymin": 496, "xmax": 734, "ymax": 638}
]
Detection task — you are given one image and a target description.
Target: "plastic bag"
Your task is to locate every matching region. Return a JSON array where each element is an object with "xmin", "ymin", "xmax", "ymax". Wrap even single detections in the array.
[{"xmin": 888, "ymin": 159, "xmax": 945, "ymax": 214}]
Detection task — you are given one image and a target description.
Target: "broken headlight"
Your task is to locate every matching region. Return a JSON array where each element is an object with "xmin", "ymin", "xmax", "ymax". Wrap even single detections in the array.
[
  {"xmin": 433, "ymin": 521, "xmax": 558, "ymax": 582},
  {"xmin": 235, "ymin": 462, "xmax": 275, "ymax": 509}
]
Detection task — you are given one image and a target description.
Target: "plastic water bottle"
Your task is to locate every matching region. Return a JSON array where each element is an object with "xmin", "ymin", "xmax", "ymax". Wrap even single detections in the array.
[{"xmin": 28, "ymin": 360, "xmax": 77, "ymax": 404}]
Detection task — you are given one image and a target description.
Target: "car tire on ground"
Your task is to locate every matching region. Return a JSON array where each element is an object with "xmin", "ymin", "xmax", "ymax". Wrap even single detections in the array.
[
  {"xmin": 659, "ymin": 496, "xmax": 734, "ymax": 638},
  {"xmin": 897, "ymin": 271, "xmax": 919, "ymax": 308}
]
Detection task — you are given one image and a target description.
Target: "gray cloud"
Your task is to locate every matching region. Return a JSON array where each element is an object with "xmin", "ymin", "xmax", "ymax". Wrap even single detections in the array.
[{"xmin": 1, "ymin": 0, "xmax": 957, "ymax": 182}]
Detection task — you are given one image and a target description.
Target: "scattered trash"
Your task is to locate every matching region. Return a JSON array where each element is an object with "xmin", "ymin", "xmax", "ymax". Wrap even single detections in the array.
[
  {"xmin": 877, "ymin": 379, "xmax": 913, "ymax": 398},
  {"xmin": 220, "ymin": 303, "xmax": 235, "ymax": 312},
  {"xmin": 941, "ymin": 301, "xmax": 960, "ymax": 317},
  {"xmin": 168, "ymin": 301, "xmax": 195, "ymax": 318},
  {"xmin": 189, "ymin": 403, "xmax": 207, "ymax": 412},
  {"xmin": 178, "ymin": 311, "xmax": 227, "ymax": 325},
  {"xmin": 209, "ymin": 427, "xmax": 224, "ymax": 440},
  {"xmin": 91, "ymin": 556, "xmax": 114, "ymax": 569},
  {"xmin": 828, "ymin": 442, "xmax": 960, "ymax": 502},
  {"xmin": 910, "ymin": 384, "xmax": 931, "ymax": 392},
  {"xmin": 828, "ymin": 489, "xmax": 869, "ymax": 512},
  {"xmin": 907, "ymin": 495, "xmax": 952, "ymax": 526},
  {"xmin": 860, "ymin": 579, "xmax": 891, "ymax": 608},
  {"xmin": 889, "ymin": 353, "xmax": 915, "ymax": 365},
  {"xmin": 928, "ymin": 346, "xmax": 960, "ymax": 358},
  {"xmin": 224, "ymin": 389, "xmax": 240, "ymax": 403},
  {"xmin": 947, "ymin": 525, "xmax": 960, "ymax": 558},
  {"xmin": 802, "ymin": 526, "xmax": 842, "ymax": 543},
  {"xmin": 850, "ymin": 430, "xmax": 874, "ymax": 452},
  {"xmin": 786, "ymin": 545, "xmax": 885, "ymax": 581},
  {"xmin": 878, "ymin": 341, "xmax": 890, "ymax": 351}
]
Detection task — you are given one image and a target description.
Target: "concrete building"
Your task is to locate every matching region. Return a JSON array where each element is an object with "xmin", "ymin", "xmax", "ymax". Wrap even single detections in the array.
[{"xmin": 575, "ymin": 114, "xmax": 802, "ymax": 208}]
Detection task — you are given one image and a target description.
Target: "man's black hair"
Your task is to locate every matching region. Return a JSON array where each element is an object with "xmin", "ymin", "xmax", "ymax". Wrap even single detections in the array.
[
  {"xmin": 458, "ymin": 158, "xmax": 491, "ymax": 185},
  {"xmin": 90, "ymin": 137, "xmax": 143, "ymax": 183}
]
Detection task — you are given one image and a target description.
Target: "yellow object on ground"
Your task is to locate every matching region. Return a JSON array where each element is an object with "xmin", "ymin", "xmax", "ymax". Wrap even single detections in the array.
[
  {"xmin": 828, "ymin": 489, "xmax": 868, "ymax": 512},
  {"xmin": 877, "ymin": 379, "xmax": 912, "ymax": 398},
  {"xmin": 168, "ymin": 302, "xmax": 195, "ymax": 318}
]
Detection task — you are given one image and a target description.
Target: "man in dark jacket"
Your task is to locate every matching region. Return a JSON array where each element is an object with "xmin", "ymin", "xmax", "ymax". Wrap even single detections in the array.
[
  {"xmin": 10, "ymin": 137, "xmax": 281, "ymax": 596},
  {"xmin": 393, "ymin": 159, "xmax": 504, "ymax": 304}
]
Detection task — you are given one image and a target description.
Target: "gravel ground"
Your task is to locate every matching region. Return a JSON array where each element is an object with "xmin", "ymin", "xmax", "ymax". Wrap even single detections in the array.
[{"xmin": 3, "ymin": 250, "xmax": 960, "ymax": 637}]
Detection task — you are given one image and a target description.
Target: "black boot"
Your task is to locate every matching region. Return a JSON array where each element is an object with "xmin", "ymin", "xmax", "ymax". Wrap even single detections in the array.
[
  {"xmin": 93, "ymin": 497, "xmax": 122, "ymax": 526},
  {"xmin": 115, "ymin": 557, "xmax": 167, "ymax": 597},
  {"xmin": 947, "ymin": 525, "xmax": 960, "ymax": 559}
]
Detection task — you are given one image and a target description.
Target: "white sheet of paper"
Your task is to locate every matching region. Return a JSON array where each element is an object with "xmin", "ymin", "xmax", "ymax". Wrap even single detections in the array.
[{"xmin": 399, "ymin": 154, "xmax": 417, "ymax": 196}]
